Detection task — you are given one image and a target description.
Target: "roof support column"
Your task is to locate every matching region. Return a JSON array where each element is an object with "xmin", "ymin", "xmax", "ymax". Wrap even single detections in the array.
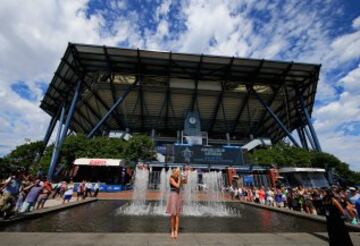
[
  {"xmin": 48, "ymin": 80, "xmax": 81, "ymax": 181},
  {"xmin": 34, "ymin": 107, "xmax": 61, "ymax": 164},
  {"xmin": 299, "ymin": 95, "xmax": 322, "ymax": 151},
  {"xmin": 43, "ymin": 108, "xmax": 61, "ymax": 146},
  {"xmin": 248, "ymin": 85, "xmax": 300, "ymax": 147},
  {"xmin": 303, "ymin": 125, "xmax": 316, "ymax": 150},
  {"xmin": 48, "ymin": 105, "xmax": 65, "ymax": 181},
  {"xmin": 87, "ymin": 80, "xmax": 138, "ymax": 138},
  {"xmin": 297, "ymin": 127, "xmax": 308, "ymax": 150}
]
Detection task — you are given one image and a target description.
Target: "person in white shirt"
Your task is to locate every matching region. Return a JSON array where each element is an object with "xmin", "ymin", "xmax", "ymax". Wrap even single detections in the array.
[
  {"xmin": 62, "ymin": 180, "xmax": 74, "ymax": 204},
  {"xmin": 84, "ymin": 181, "xmax": 93, "ymax": 198},
  {"xmin": 93, "ymin": 181, "xmax": 100, "ymax": 198}
]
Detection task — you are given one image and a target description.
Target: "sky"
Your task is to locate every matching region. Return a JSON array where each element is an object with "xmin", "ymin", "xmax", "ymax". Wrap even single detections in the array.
[{"xmin": 0, "ymin": 0, "xmax": 360, "ymax": 170}]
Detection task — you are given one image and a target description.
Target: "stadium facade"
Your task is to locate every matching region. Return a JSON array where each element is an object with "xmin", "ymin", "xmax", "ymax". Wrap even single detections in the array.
[{"xmin": 40, "ymin": 43, "xmax": 322, "ymax": 180}]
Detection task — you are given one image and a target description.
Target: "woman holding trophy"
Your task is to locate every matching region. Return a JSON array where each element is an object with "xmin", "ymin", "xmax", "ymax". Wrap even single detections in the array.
[{"xmin": 166, "ymin": 167, "xmax": 187, "ymax": 239}]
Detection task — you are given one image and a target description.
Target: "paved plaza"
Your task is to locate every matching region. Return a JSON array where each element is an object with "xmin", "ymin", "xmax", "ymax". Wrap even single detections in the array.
[{"xmin": 0, "ymin": 232, "xmax": 360, "ymax": 246}]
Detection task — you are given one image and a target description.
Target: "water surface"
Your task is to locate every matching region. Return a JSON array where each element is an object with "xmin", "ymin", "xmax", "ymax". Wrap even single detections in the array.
[{"xmin": 0, "ymin": 200, "xmax": 327, "ymax": 232}]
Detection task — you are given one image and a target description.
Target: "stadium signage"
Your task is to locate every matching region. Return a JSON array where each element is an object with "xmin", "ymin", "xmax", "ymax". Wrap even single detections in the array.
[
  {"xmin": 73, "ymin": 158, "xmax": 124, "ymax": 167},
  {"xmin": 173, "ymin": 145, "xmax": 243, "ymax": 165}
]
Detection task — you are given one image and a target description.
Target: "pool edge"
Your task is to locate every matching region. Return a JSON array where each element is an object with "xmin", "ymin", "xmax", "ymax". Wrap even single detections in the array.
[
  {"xmin": 239, "ymin": 200, "xmax": 360, "ymax": 232},
  {"xmin": 0, "ymin": 198, "xmax": 97, "ymax": 227}
]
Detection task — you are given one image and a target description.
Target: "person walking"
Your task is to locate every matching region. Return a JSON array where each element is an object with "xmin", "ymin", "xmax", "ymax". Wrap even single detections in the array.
[
  {"xmin": 322, "ymin": 189, "xmax": 353, "ymax": 246},
  {"xmin": 166, "ymin": 168, "xmax": 185, "ymax": 239},
  {"xmin": 77, "ymin": 180, "xmax": 85, "ymax": 201},
  {"xmin": 63, "ymin": 180, "xmax": 74, "ymax": 204},
  {"xmin": 84, "ymin": 181, "xmax": 93, "ymax": 198},
  {"xmin": 93, "ymin": 181, "xmax": 100, "ymax": 198}
]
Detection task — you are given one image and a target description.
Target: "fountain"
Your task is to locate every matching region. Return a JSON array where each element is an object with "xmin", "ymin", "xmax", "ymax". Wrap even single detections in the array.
[
  {"xmin": 118, "ymin": 167, "xmax": 240, "ymax": 217},
  {"xmin": 119, "ymin": 167, "xmax": 152, "ymax": 215}
]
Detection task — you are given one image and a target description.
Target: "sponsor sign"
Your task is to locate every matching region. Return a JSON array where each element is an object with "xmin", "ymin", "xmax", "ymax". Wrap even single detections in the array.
[
  {"xmin": 173, "ymin": 145, "xmax": 243, "ymax": 165},
  {"xmin": 73, "ymin": 158, "xmax": 124, "ymax": 167}
]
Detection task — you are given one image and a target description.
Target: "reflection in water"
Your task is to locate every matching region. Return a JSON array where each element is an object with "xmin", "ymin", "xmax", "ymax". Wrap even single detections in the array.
[{"xmin": 260, "ymin": 209, "xmax": 272, "ymax": 230}]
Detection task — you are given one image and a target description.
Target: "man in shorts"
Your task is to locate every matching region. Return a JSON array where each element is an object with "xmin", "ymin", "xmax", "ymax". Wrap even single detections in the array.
[{"xmin": 63, "ymin": 180, "xmax": 74, "ymax": 204}]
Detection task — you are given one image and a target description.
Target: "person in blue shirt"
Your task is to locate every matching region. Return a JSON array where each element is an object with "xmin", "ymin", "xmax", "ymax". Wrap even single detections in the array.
[
  {"xmin": 20, "ymin": 179, "xmax": 43, "ymax": 213},
  {"xmin": 355, "ymin": 198, "xmax": 360, "ymax": 220}
]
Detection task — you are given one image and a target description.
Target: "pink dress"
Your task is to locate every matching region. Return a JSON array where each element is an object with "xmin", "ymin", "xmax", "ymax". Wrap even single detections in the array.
[{"xmin": 166, "ymin": 178, "xmax": 183, "ymax": 215}]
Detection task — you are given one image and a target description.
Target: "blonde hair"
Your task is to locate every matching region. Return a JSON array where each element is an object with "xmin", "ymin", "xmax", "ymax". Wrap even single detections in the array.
[{"xmin": 171, "ymin": 168, "xmax": 180, "ymax": 179}]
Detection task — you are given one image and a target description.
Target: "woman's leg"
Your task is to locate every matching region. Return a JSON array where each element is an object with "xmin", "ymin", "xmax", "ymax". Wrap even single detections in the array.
[
  {"xmin": 175, "ymin": 215, "xmax": 179, "ymax": 238},
  {"xmin": 170, "ymin": 215, "xmax": 175, "ymax": 238}
]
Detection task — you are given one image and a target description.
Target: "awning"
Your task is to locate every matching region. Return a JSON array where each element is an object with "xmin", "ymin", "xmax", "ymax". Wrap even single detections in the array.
[
  {"xmin": 279, "ymin": 167, "xmax": 325, "ymax": 173},
  {"xmin": 73, "ymin": 158, "xmax": 125, "ymax": 167}
]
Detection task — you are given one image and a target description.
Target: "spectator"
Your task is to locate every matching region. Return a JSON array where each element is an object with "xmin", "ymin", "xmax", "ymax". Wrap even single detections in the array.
[
  {"xmin": 15, "ymin": 174, "xmax": 32, "ymax": 213},
  {"xmin": 20, "ymin": 179, "xmax": 43, "ymax": 213},
  {"xmin": 274, "ymin": 189, "xmax": 284, "ymax": 208},
  {"xmin": 266, "ymin": 188, "xmax": 274, "ymax": 206},
  {"xmin": 59, "ymin": 181, "xmax": 67, "ymax": 197},
  {"xmin": 0, "ymin": 172, "xmax": 21, "ymax": 218},
  {"xmin": 93, "ymin": 181, "xmax": 100, "ymax": 198},
  {"xmin": 258, "ymin": 187, "xmax": 266, "ymax": 205},
  {"xmin": 84, "ymin": 181, "xmax": 93, "ymax": 198},
  {"xmin": 63, "ymin": 180, "xmax": 74, "ymax": 204},
  {"xmin": 77, "ymin": 180, "xmax": 85, "ymax": 201},
  {"xmin": 36, "ymin": 178, "xmax": 52, "ymax": 209}
]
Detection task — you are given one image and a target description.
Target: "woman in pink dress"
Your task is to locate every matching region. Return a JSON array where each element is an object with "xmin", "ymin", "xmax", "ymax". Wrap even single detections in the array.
[{"xmin": 166, "ymin": 168, "xmax": 184, "ymax": 239}]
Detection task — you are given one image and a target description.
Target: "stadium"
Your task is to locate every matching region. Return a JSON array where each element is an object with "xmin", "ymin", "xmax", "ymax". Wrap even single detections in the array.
[{"xmin": 40, "ymin": 43, "xmax": 323, "ymax": 187}]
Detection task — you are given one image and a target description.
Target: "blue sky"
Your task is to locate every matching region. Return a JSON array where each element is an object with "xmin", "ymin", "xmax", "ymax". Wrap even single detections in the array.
[{"xmin": 0, "ymin": 0, "xmax": 360, "ymax": 170}]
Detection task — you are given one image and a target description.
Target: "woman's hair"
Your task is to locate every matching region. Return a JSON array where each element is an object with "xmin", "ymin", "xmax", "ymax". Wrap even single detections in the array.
[
  {"xmin": 322, "ymin": 188, "xmax": 335, "ymax": 203},
  {"xmin": 171, "ymin": 168, "xmax": 180, "ymax": 179}
]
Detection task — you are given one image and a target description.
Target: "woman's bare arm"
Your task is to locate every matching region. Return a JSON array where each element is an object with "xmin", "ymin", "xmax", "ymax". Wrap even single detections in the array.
[
  {"xmin": 170, "ymin": 177, "xmax": 181, "ymax": 188},
  {"xmin": 332, "ymin": 198, "xmax": 344, "ymax": 215}
]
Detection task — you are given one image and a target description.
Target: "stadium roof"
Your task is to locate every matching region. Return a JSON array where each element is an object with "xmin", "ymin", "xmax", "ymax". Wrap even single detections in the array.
[{"xmin": 40, "ymin": 43, "xmax": 320, "ymax": 143}]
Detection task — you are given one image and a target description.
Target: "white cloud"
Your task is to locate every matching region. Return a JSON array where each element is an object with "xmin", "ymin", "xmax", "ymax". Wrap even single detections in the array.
[
  {"xmin": 352, "ymin": 16, "xmax": 360, "ymax": 29},
  {"xmin": 0, "ymin": 0, "xmax": 141, "ymax": 154},
  {"xmin": 339, "ymin": 64, "xmax": 360, "ymax": 93},
  {"xmin": 314, "ymin": 63, "xmax": 360, "ymax": 170}
]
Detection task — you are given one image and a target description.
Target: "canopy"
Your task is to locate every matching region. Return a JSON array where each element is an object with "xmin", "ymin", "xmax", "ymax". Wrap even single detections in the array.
[{"xmin": 73, "ymin": 158, "xmax": 125, "ymax": 167}]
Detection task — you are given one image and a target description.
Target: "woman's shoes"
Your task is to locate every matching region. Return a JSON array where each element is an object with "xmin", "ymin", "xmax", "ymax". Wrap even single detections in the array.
[
  {"xmin": 174, "ymin": 231, "xmax": 178, "ymax": 239},
  {"xmin": 170, "ymin": 231, "xmax": 175, "ymax": 239}
]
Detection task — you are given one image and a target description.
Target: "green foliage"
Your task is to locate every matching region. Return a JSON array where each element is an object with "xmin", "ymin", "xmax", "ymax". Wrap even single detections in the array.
[
  {"xmin": 1, "ymin": 141, "xmax": 45, "ymax": 175},
  {"xmin": 0, "ymin": 157, "xmax": 17, "ymax": 179},
  {"xmin": 123, "ymin": 134, "xmax": 156, "ymax": 162},
  {"xmin": 1, "ymin": 134, "xmax": 156, "ymax": 178},
  {"xmin": 249, "ymin": 143, "xmax": 360, "ymax": 184},
  {"xmin": 39, "ymin": 134, "xmax": 155, "ymax": 173}
]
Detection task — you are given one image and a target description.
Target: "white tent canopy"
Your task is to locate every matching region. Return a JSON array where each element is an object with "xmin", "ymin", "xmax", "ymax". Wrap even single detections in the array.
[{"xmin": 73, "ymin": 158, "xmax": 125, "ymax": 167}]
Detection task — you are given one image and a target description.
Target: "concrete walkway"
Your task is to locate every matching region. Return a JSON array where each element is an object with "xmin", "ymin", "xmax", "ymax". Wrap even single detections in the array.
[{"xmin": 0, "ymin": 232, "xmax": 360, "ymax": 245}]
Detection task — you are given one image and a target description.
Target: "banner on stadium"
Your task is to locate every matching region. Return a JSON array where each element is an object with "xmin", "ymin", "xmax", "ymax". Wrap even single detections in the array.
[
  {"xmin": 243, "ymin": 175, "xmax": 254, "ymax": 185},
  {"xmin": 73, "ymin": 158, "xmax": 125, "ymax": 167},
  {"xmin": 173, "ymin": 145, "xmax": 244, "ymax": 165}
]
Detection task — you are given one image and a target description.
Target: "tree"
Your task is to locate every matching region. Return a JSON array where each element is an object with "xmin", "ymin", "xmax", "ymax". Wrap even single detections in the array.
[
  {"xmin": 37, "ymin": 134, "xmax": 155, "ymax": 175},
  {"xmin": 123, "ymin": 134, "xmax": 156, "ymax": 162},
  {"xmin": 4, "ymin": 141, "xmax": 44, "ymax": 173},
  {"xmin": 249, "ymin": 143, "xmax": 360, "ymax": 184}
]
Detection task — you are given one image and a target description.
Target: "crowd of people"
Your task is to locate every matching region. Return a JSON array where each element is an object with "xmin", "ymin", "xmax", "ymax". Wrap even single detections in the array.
[
  {"xmin": 227, "ymin": 184, "xmax": 360, "ymax": 224},
  {"xmin": 0, "ymin": 171, "xmax": 100, "ymax": 219}
]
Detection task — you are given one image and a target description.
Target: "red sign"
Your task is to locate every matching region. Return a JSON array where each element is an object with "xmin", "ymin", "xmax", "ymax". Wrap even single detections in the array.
[{"xmin": 89, "ymin": 159, "xmax": 107, "ymax": 166}]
